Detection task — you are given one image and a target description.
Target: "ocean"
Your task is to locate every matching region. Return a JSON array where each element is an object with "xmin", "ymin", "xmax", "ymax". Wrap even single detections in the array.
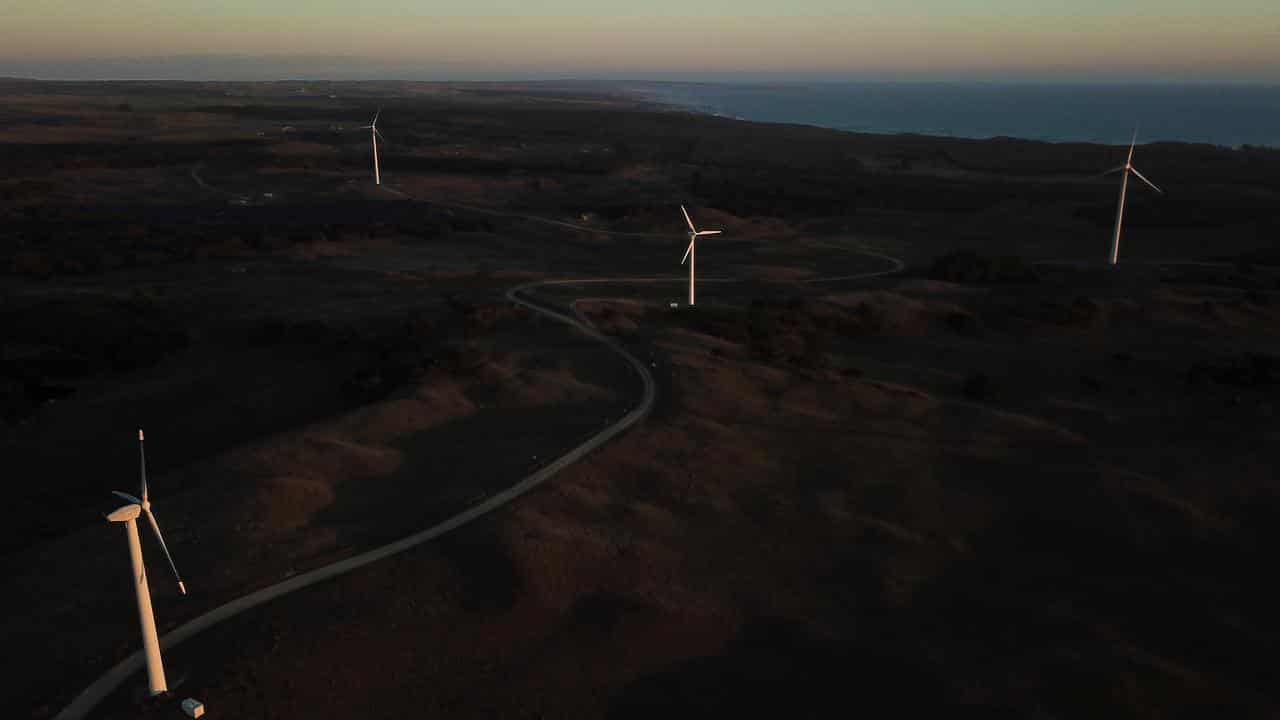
[{"xmin": 629, "ymin": 82, "xmax": 1280, "ymax": 149}]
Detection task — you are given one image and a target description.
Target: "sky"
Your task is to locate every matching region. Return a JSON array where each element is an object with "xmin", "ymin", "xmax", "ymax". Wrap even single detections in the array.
[{"xmin": 1, "ymin": 1, "xmax": 1278, "ymax": 83}]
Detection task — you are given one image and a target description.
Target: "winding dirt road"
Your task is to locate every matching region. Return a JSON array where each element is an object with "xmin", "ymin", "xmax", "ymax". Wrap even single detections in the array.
[{"xmin": 53, "ymin": 190, "xmax": 903, "ymax": 720}]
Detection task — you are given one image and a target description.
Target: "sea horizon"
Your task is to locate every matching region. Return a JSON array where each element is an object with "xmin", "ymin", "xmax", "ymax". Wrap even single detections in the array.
[
  {"xmin": 4, "ymin": 71, "xmax": 1277, "ymax": 148},
  {"xmin": 624, "ymin": 80, "xmax": 1280, "ymax": 149}
]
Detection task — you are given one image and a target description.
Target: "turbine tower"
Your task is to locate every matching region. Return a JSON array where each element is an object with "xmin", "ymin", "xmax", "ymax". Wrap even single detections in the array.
[
  {"xmin": 1105, "ymin": 129, "xmax": 1164, "ymax": 265},
  {"xmin": 106, "ymin": 429, "xmax": 187, "ymax": 697},
  {"xmin": 680, "ymin": 205, "xmax": 721, "ymax": 306},
  {"xmin": 359, "ymin": 110, "xmax": 386, "ymax": 186}
]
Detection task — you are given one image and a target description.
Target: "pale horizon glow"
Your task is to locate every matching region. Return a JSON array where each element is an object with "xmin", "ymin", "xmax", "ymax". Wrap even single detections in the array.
[{"xmin": 2, "ymin": 3, "xmax": 1278, "ymax": 83}]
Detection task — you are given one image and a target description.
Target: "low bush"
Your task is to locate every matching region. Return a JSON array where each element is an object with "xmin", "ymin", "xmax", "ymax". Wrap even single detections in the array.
[
  {"xmin": 929, "ymin": 250, "xmax": 1038, "ymax": 285},
  {"xmin": 1187, "ymin": 353, "xmax": 1279, "ymax": 388},
  {"xmin": 961, "ymin": 372, "xmax": 994, "ymax": 401}
]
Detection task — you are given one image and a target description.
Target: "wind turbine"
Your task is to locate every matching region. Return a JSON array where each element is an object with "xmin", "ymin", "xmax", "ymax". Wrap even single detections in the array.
[
  {"xmin": 105, "ymin": 429, "xmax": 187, "ymax": 697},
  {"xmin": 1104, "ymin": 128, "xmax": 1163, "ymax": 265},
  {"xmin": 359, "ymin": 109, "xmax": 386, "ymax": 185},
  {"xmin": 680, "ymin": 205, "xmax": 721, "ymax": 306}
]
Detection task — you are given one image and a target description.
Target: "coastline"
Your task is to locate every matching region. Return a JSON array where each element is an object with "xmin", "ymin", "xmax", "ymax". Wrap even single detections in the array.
[{"xmin": 618, "ymin": 80, "xmax": 1280, "ymax": 149}]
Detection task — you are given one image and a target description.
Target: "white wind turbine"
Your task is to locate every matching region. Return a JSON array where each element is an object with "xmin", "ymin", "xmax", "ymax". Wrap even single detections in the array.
[
  {"xmin": 105, "ymin": 429, "xmax": 187, "ymax": 697},
  {"xmin": 359, "ymin": 109, "xmax": 386, "ymax": 185},
  {"xmin": 1104, "ymin": 128, "xmax": 1163, "ymax": 265},
  {"xmin": 680, "ymin": 205, "xmax": 721, "ymax": 306}
]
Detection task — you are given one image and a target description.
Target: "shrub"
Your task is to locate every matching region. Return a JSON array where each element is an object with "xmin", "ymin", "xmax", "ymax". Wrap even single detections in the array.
[
  {"xmin": 944, "ymin": 310, "xmax": 981, "ymax": 335},
  {"xmin": 929, "ymin": 250, "xmax": 1038, "ymax": 284},
  {"xmin": 1028, "ymin": 296, "xmax": 1102, "ymax": 328},
  {"xmin": 962, "ymin": 372, "xmax": 994, "ymax": 401},
  {"xmin": 10, "ymin": 251, "xmax": 52, "ymax": 277},
  {"xmin": 1188, "ymin": 353, "xmax": 1279, "ymax": 388}
]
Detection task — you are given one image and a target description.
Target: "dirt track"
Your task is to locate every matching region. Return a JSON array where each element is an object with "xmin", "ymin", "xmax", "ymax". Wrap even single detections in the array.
[{"xmin": 52, "ymin": 188, "xmax": 904, "ymax": 718}]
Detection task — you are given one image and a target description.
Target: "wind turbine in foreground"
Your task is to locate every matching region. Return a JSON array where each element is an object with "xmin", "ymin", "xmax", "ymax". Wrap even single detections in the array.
[
  {"xmin": 680, "ymin": 205, "xmax": 721, "ymax": 306},
  {"xmin": 359, "ymin": 110, "xmax": 386, "ymax": 185},
  {"xmin": 1104, "ymin": 129, "xmax": 1163, "ymax": 265},
  {"xmin": 106, "ymin": 429, "xmax": 187, "ymax": 697}
]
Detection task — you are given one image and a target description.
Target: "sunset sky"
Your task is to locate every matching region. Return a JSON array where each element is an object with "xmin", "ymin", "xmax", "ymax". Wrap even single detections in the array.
[{"xmin": 2, "ymin": 1, "xmax": 1278, "ymax": 82}]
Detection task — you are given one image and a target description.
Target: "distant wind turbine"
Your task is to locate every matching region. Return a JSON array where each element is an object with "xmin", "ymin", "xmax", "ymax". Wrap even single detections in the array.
[
  {"xmin": 358, "ymin": 110, "xmax": 386, "ymax": 185},
  {"xmin": 1104, "ymin": 128, "xmax": 1163, "ymax": 265},
  {"xmin": 105, "ymin": 429, "xmax": 187, "ymax": 697},
  {"xmin": 680, "ymin": 205, "xmax": 721, "ymax": 306}
]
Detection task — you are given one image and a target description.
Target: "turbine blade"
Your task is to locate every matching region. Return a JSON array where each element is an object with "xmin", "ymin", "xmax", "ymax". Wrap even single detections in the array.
[
  {"xmin": 681, "ymin": 238, "xmax": 695, "ymax": 265},
  {"xmin": 1127, "ymin": 127, "xmax": 1138, "ymax": 164},
  {"xmin": 1100, "ymin": 166, "xmax": 1126, "ymax": 177},
  {"xmin": 697, "ymin": 230, "xmax": 722, "ymax": 236},
  {"xmin": 1129, "ymin": 166, "xmax": 1163, "ymax": 194},
  {"xmin": 144, "ymin": 509, "xmax": 187, "ymax": 595},
  {"xmin": 372, "ymin": 109, "xmax": 381, "ymax": 127},
  {"xmin": 375, "ymin": 128, "xmax": 387, "ymax": 144},
  {"xmin": 112, "ymin": 490, "xmax": 142, "ymax": 505},
  {"xmin": 680, "ymin": 205, "xmax": 697, "ymax": 233},
  {"xmin": 138, "ymin": 428, "xmax": 148, "ymax": 503}
]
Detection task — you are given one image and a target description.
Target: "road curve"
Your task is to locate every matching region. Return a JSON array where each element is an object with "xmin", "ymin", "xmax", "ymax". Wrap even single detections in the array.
[
  {"xmin": 53, "ymin": 191, "xmax": 902, "ymax": 719},
  {"xmin": 52, "ymin": 180, "xmax": 1225, "ymax": 718},
  {"xmin": 806, "ymin": 248, "xmax": 906, "ymax": 282},
  {"xmin": 53, "ymin": 280, "xmax": 663, "ymax": 720}
]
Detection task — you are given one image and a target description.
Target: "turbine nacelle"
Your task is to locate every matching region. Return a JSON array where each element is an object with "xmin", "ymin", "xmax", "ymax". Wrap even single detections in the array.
[
  {"xmin": 679, "ymin": 205, "xmax": 721, "ymax": 265},
  {"xmin": 105, "ymin": 503, "xmax": 141, "ymax": 523},
  {"xmin": 360, "ymin": 110, "xmax": 385, "ymax": 185},
  {"xmin": 104, "ymin": 429, "xmax": 190, "ymax": 698},
  {"xmin": 106, "ymin": 429, "xmax": 187, "ymax": 596},
  {"xmin": 359, "ymin": 109, "xmax": 381, "ymax": 130},
  {"xmin": 678, "ymin": 205, "xmax": 721, "ymax": 306},
  {"xmin": 1105, "ymin": 127, "xmax": 1166, "ymax": 265}
]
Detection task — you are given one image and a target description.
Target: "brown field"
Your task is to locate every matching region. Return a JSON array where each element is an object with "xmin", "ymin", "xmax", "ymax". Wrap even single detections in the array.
[{"xmin": 1, "ymin": 79, "xmax": 1279, "ymax": 718}]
